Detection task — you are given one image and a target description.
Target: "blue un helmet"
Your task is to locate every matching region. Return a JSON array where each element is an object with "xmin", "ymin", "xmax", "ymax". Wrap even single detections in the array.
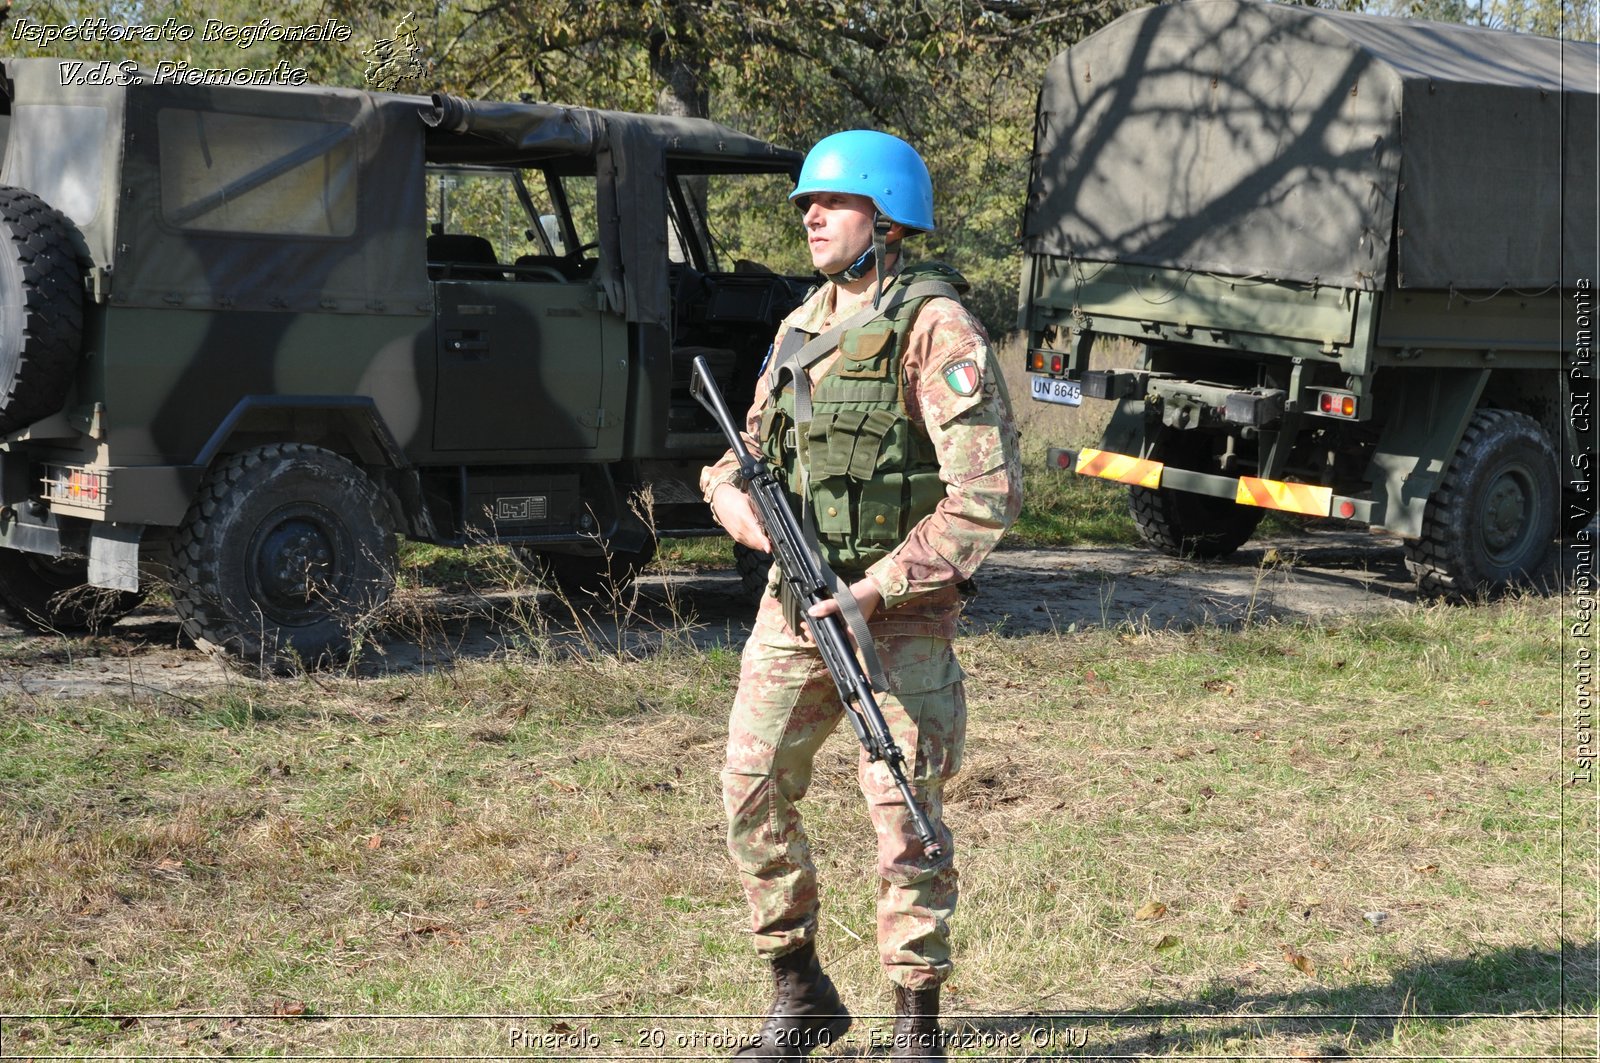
[{"xmin": 789, "ymin": 130, "xmax": 936, "ymax": 233}]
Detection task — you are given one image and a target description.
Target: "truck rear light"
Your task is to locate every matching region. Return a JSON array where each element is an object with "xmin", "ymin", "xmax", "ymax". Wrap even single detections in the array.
[
  {"xmin": 1028, "ymin": 348, "xmax": 1069, "ymax": 374},
  {"xmin": 1317, "ymin": 390, "xmax": 1358, "ymax": 418},
  {"xmin": 43, "ymin": 465, "xmax": 110, "ymax": 509}
]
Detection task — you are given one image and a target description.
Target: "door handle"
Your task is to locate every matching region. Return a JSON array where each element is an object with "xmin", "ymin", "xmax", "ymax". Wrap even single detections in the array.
[{"xmin": 444, "ymin": 329, "xmax": 488, "ymax": 355}]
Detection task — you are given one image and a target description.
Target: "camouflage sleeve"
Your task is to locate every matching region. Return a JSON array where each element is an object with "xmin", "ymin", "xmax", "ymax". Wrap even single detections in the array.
[
  {"xmin": 864, "ymin": 298, "xmax": 1023, "ymax": 610},
  {"xmin": 700, "ymin": 348, "xmax": 777, "ymax": 504}
]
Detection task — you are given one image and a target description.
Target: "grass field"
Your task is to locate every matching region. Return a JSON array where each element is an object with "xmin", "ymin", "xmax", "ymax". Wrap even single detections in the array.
[
  {"xmin": 0, "ymin": 585, "xmax": 1589, "ymax": 1059},
  {"xmin": 0, "ymin": 349, "xmax": 1591, "ymax": 1058}
]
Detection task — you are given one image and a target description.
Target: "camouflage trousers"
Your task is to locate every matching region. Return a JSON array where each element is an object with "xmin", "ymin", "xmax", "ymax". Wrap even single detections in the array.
[{"xmin": 722, "ymin": 592, "xmax": 966, "ymax": 990}]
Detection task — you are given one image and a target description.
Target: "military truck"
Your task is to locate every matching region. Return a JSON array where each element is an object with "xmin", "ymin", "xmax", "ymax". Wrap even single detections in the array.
[
  {"xmin": 0, "ymin": 61, "xmax": 805, "ymax": 663},
  {"xmin": 1020, "ymin": 0, "xmax": 1597, "ymax": 595}
]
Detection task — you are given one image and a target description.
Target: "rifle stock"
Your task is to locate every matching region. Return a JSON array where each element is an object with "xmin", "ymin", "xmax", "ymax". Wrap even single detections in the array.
[{"xmin": 692, "ymin": 356, "xmax": 943, "ymax": 860}]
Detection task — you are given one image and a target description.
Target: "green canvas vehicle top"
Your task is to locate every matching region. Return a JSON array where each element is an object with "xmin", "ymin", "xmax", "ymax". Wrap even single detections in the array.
[
  {"xmin": 1020, "ymin": 0, "xmax": 1596, "ymax": 596},
  {"xmin": 0, "ymin": 59, "xmax": 808, "ymax": 664}
]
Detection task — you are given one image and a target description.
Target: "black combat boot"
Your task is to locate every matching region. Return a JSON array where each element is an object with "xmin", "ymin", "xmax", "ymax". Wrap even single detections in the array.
[
  {"xmin": 732, "ymin": 941, "xmax": 851, "ymax": 1060},
  {"xmin": 889, "ymin": 984, "xmax": 945, "ymax": 1061}
]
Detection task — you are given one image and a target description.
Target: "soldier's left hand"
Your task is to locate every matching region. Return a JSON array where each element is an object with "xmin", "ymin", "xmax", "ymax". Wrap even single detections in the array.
[{"xmin": 801, "ymin": 576, "xmax": 882, "ymax": 643}]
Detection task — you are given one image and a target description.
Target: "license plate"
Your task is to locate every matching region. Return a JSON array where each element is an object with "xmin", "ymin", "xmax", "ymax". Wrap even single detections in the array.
[{"xmin": 1030, "ymin": 375, "xmax": 1082, "ymax": 407}]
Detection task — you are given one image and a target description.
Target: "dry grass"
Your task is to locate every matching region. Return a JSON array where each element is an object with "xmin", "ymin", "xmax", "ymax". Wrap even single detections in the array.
[{"xmin": 0, "ymin": 592, "xmax": 1587, "ymax": 1060}]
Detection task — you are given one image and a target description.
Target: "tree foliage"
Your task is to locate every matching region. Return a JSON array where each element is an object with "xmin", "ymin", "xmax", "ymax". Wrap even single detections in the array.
[{"xmin": 5, "ymin": 0, "xmax": 1593, "ymax": 330}]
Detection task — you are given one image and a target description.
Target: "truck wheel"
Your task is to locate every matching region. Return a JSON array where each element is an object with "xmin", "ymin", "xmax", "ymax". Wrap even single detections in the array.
[
  {"xmin": 1405, "ymin": 408, "xmax": 1558, "ymax": 598},
  {"xmin": 171, "ymin": 444, "xmax": 396, "ymax": 668},
  {"xmin": 734, "ymin": 542, "xmax": 772, "ymax": 604},
  {"xmin": 541, "ymin": 541, "xmax": 656, "ymax": 601},
  {"xmin": 0, "ymin": 551, "xmax": 142, "ymax": 633},
  {"xmin": 1129, "ymin": 484, "xmax": 1264, "ymax": 559},
  {"xmin": 1127, "ymin": 435, "xmax": 1266, "ymax": 562},
  {"xmin": 0, "ymin": 187, "xmax": 84, "ymax": 434}
]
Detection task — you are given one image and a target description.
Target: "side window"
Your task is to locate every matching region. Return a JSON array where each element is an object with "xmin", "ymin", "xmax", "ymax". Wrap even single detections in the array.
[
  {"xmin": 425, "ymin": 167, "xmax": 543, "ymax": 264},
  {"xmin": 158, "ymin": 109, "xmax": 356, "ymax": 236},
  {"xmin": 557, "ymin": 174, "xmax": 599, "ymax": 258}
]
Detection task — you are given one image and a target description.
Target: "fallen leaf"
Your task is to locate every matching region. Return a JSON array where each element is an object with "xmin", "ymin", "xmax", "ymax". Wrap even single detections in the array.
[
  {"xmin": 1202, "ymin": 678, "xmax": 1236, "ymax": 695},
  {"xmin": 1413, "ymin": 863, "xmax": 1440, "ymax": 875},
  {"xmin": 1153, "ymin": 934, "xmax": 1180, "ymax": 951},
  {"xmin": 549, "ymin": 1022, "xmax": 574, "ymax": 1034},
  {"xmin": 1309, "ymin": 857, "xmax": 1331, "ymax": 870},
  {"xmin": 273, "ymin": 1001, "xmax": 308, "ymax": 1017},
  {"xmin": 474, "ymin": 898, "xmax": 490, "ymax": 911},
  {"xmin": 1230, "ymin": 894, "xmax": 1250, "ymax": 914},
  {"xmin": 155, "ymin": 858, "xmax": 183, "ymax": 872},
  {"xmin": 1199, "ymin": 785, "xmax": 1216, "ymax": 800},
  {"xmin": 1134, "ymin": 901, "xmax": 1168, "ymax": 921},
  {"xmin": 366, "ymin": 834, "xmax": 382, "ymax": 850},
  {"xmin": 1282, "ymin": 946, "xmax": 1317, "ymax": 978}
]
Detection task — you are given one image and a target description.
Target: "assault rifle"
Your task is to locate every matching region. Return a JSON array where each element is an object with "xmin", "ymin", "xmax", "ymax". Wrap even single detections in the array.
[{"xmin": 691, "ymin": 355, "xmax": 942, "ymax": 859}]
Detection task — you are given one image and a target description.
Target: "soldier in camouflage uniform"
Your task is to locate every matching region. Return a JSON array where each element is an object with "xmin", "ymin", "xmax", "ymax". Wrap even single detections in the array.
[{"xmin": 701, "ymin": 130, "xmax": 1023, "ymax": 1060}]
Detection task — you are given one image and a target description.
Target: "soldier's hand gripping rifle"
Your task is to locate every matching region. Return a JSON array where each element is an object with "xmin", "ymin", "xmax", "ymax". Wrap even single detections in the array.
[{"xmin": 691, "ymin": 355, "xmax": 943, "ymax": 860}]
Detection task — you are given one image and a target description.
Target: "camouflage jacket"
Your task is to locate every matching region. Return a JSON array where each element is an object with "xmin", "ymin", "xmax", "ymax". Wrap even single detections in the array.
[{"xmin": 702, "ymin": 263, "xmax": 1023, "ymax": 628}]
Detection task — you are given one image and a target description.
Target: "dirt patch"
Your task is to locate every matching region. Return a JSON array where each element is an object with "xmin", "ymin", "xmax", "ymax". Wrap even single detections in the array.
[{"xmin": 0, "ymin": 526, "xmax": 1416, "ymax": 699}]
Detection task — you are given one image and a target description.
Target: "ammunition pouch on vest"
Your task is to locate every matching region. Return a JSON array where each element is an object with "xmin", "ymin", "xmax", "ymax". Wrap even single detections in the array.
[{"xmin": 760, "ymin": 264, "xmax": 967, "ymax": 576}]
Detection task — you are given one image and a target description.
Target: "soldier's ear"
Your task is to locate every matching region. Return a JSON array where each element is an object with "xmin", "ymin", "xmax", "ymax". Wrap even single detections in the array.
[{"xmin": 885, "ymin": 222, "xmax": 909, "ymax": 243}]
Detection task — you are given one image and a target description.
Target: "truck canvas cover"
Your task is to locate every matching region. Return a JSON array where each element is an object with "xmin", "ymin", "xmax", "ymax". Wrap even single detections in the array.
[{"xmin": 1025, "ymin": 0, "xmax": 1599, "ymax": 290}]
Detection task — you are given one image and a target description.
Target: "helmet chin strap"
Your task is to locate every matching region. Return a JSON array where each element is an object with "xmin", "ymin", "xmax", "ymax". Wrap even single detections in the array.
[{"xmin": 825, "ymin": 212, "xmax": 898, "ymax": 309}]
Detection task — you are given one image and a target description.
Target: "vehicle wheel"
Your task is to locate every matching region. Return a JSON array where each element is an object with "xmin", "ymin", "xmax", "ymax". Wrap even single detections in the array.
[
  {"xmin": 171, "ymin": 444, "xmax": 397, "ymax": 669},
  {"xmin": 0, "ymin": 187, "xmax": 84, "ymax": 434},
  {"xmin": 540, "ymin": 540, "xmax": 656, "ymax": 601},
  {"xmin": 1127, "ymin": 436, "xmax": 1264, "ymax": 559},
  {"xmin": 734, "ymin": 542, "xmax": 772, "ymax": 604},
  {"xmin": 1404, "ymin": 408, "xmax": 1558, "ymax": 597},
  {"xmin": 0, "ymin": 550, "xmax": 143, "ymax": 633}
]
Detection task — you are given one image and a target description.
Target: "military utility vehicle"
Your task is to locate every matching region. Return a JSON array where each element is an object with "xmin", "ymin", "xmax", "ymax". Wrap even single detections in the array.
[
  {"xmin": 0, "ymin": 61, "xmax": 805, "ymax": 662},
  {"xmin": 1021, "ymin": 0, "xmax": 1596, "ymax": 594}
]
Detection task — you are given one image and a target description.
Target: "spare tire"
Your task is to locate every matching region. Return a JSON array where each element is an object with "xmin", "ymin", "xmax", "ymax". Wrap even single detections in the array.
[{"xmin": 0, "ymin": 187, "xmax": 85, "ymax": 434}]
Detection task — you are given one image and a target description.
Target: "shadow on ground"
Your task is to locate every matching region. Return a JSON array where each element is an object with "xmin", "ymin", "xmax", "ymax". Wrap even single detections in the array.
[{"xmin": 928, "ymin": 940, "xmax": 1595, "ymax": 1059}]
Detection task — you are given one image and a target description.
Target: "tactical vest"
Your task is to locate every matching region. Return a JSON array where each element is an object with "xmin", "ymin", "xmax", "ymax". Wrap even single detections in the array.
[{"xmin": 759, "ymin": 263, "xmax": 968, "ymax": 574}]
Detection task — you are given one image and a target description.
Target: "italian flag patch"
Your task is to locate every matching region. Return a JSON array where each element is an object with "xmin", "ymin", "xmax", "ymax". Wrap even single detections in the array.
[{"xmin": 942, "ymin": 358, "xmax": 981, "ymax": 397}]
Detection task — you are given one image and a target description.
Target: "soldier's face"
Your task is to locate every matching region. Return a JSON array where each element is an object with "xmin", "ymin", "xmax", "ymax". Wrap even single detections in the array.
[{"xmin": 800, "ymin": 191, "xmax": 876, "ymax": 275}]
